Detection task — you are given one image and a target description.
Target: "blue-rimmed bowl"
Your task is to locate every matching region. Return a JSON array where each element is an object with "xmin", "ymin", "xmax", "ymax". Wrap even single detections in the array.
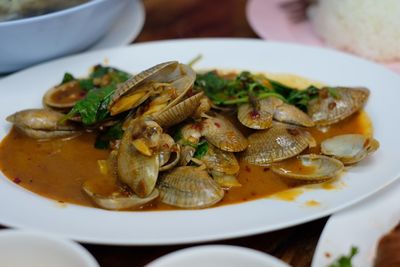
[{"xmin": 0, "ymin": 0, "xmax": 129, "ymax": 73}]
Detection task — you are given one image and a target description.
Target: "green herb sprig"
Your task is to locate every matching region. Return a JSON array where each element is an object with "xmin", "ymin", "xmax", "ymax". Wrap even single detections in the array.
[
  {"xmin": 62, "ymin": 65, "xmax": 131, "ymax": 126},
  {"xmin": 328, "ymin": 246, "xmax": 359, "ymax": 267},
  {"xmin": 194, "ymin": 71, "xmax": 320, "ymax": 112}
]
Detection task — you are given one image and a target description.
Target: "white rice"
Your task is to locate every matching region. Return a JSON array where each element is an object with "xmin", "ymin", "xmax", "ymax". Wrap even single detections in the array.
[{"xmin": 307, "ymin": 0, "xmax": 400, "ymax": 62}]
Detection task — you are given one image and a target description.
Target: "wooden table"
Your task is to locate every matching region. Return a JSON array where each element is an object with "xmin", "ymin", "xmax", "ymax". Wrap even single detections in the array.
[{"xmin": 84, "ymin": 1, "xmax": 329, "ymax": 266}]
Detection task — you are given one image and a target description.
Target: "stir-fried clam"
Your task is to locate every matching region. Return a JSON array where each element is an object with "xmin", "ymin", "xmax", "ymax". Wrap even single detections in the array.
[
  {"xmin": 158, "ymin": 133, "xmax": 181, "ymax": 171},
  {"xmin": 271, "ymin": 154, "xmax": 344, "ymax": 182},
  {"xmin": 197, "ymin": 142, "xmax": 241, "ymax": 188},
  {"xmin": 83, "ymin": 182, "xmax": 159, "ymax": 210},
  {"xmin": 4, "ymin": 61, "xmax": 380, "ymax": 210},
  {"xmin": 109, "ymin": 61, "xmax": 197, "ymax": 123},
  {"xmin": 201, "ymin": 114, "xmax": 248, "ymax": 152},
  {"xmin": 237, "ymin": 98, "xmax": 275, "ymax": 130},
  {"xmin": 321, "ymin": 134, "xmax": 379, "ymax": 165},
  {"xmin": 238, "ymin": 96, "xmax": 314, "ymax": 129},
  {"xmin": 117, "ymin": 118, "xmax": 161, "ymax": 197},
  {"xmin": 242, "ymin": 123, "xmax": 316, "ymax": 166},
  {"xmin": 307, "ymin": 87, "xmax": 369, "ymax": 126},
  {"xmin": 6, "ymin": 109, "xmax": 80, "ymax": 139},
  {"xmin": 152, "ymin": 92, "xmax": 204, "ymax": 127},
  {"xmin": 158, "ymin": 166, "xmax": 224, "ymax": 209}
]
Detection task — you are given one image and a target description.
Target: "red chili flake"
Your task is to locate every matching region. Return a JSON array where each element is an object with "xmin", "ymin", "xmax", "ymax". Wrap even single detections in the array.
[
  {"xmin": 325, "ymin": 252, "xmax": 331, "ymax": 258},
  {"xmin": 13, "ymin": 177, "xmax": 21, "ymax": 184},
  {"xmin": 250, "ymin": 110, "xmax": 260, "ymax": 119},
  {"xmin": 263, "ymin": 167, "xmax": 269, "ymax": 172},
  {"xmin": 186, "ymin": 88, "xmax": 194, "ymax": 97},
  {"xmin": 191, "ymin": 123, "xmax": 202, "ymax": 131},
  {"xmin": 79, "ymin": 91, "xmax": 87, "ymax": 97},
  {"xmin": 245, "ymin": 165, "xmax": 251, "ymax": 172},
  {"xmin": 214, "ymin": 122, "xmax": 221, "ymax": 128},
  {"xmin": 287, "ymin": 128, "xmax": 300, "ymax": 136},
  {"xmin": 319, "ymin": 88, "xmax": 329, "ymax": 99},
  {"xmin": 328, "ymin": 102, "xmax": 336, "ymax": 110},
  {"xmin": 162, "ymin": 143, "xmax": 170, "ymax": 148},
  {"xmin": 250, "ymin": 191, "xmax": 257, "ymax": 196}
]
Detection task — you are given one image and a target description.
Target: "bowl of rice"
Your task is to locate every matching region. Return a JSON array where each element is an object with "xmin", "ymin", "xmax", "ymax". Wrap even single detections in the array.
[{"xmin": 307, "ymin": 0, "xmax": 400, "ymax": 63}]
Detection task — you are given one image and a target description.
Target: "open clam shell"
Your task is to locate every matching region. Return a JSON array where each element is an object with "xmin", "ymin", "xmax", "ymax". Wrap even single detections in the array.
[
  {"xmin": 321, "ymin": 134, "xmax": 379, "ymax": 165},
  {"xmin": 109, "ymin": 61, "xmax": 196, "ymax": 116},
  {"xmin": 152, "ymin": 92, "xmax": 203, "ymax": 128},
  {"xmin": 117, "ymin": 119, "xmax": 161, "ymax": 197},
  {"xmin": 307, "ymin": 87, "xmax": 370, "ymax": 126},
  {"xmin": 241, "ymin": 123, "xmax": 315, "ymax": 166},
  {"xmin": 109, "ymin": 61, "xmax": 177, "ymax": 108},
  {"xmin": 271, "ymin": 154, "xmax": 344, "ymax": 181},
  {"xmin": 200, "ymin": 142, "xmax": 240, "ymax": 175},
  {"xmin": 83, "ymin": 182, "xmax": 159, "ymax": 210},
  {"xmin": 201, "ymin": 114, "xmax": 248, "ymax": 152},
  {"xmin": 158, "ymin": 166, "xmax": 224, "ymax": 209},
  {"xmin": 42, "ymin": 80, "xmax": 86, "ymax": 110}
]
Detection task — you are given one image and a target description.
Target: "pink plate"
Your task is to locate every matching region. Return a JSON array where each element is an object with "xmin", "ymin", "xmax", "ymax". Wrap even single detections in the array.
[{"xmin": 246, "ymin": 0, "xmax": 400, "ymax": 74}]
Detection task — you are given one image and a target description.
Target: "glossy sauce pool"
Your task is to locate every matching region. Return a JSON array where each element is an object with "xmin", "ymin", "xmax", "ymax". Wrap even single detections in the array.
[{"xmin": 0, "ymin": 111, "xmax": 372, "ymax": 211}]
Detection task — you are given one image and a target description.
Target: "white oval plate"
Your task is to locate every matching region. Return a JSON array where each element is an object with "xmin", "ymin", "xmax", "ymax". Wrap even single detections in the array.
[
  {"xmin": 312, "ymin": 178, "xmax": 400, "ymax": 267},
  {"xmin": 146, "ymin": 245, "xmax": 289, "ymax": 267},
  {"xmin": 0, "ymin": 39, "xmax": 399, "ymax": 245}
]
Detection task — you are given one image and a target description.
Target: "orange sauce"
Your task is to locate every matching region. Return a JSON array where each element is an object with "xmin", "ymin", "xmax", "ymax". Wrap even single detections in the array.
[
  {"xmin": 305, "ymin": 200, "xmax": 320, "ymax": 207},
  {"xmin": 0, "ymin": 111, "xmax": 371, "ymax": 210}
]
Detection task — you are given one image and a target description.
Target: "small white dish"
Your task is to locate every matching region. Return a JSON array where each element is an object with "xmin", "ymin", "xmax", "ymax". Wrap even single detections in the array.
[
  {"xmin": 89, "ymin": 0, "xmax": 145, "ymax": 51},
  {"xmin": 312, "ymin": 179, "xmax": 400, "ymax": 267},
  {"xmin": 0, "ymin": 229, "xmax": 99, "ymax": 267},
  {"xmin": 146, "ymin": 245, "xmax": 290, "ymax": 267}
]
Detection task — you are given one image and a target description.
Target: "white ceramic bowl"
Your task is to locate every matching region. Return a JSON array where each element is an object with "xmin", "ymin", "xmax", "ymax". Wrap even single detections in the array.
[
  {"xmin": 0, "ymin": 0, "xmax": 129, "ymax": 73},
  {"xmin": 0, "ymin": 229, "xmax": 99, "ymax": 267},
  {"xmin": 146, "ymin": 245, "xmax": 290, "ymax": 267}
]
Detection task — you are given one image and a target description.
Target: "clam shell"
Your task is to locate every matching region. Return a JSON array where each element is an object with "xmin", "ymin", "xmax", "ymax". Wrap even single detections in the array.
[
  {"xmin": 117, "ymin": 119, "xmax": 161, "ymax": 197},
  {"xmin": 109, "ymin": 62, "xmax": 196, "ymax": 116},
  {"xmin": 241, "ymin": 123, "xmax": 315, "ymax": 165},
  {"xmin": 321, "ymin": 134, "xmax": 379, "ymax": 165},
  {"xmin": 201, "ymin": 143, "xmax": 240, "ymax": 175},
  {"xmin": 83, "ymin": 183, "xmax": 159, "ymax": 210},
  {"xmin": 201, "ymin": 114, "xmax": 248, "ymax": 152},
  {"xmin": 307, "ymin": 87, "xmax": 370, "ymax": 126},
  {"xmin": 42, "ymin": 80, "xmax": 85, "ymax": 109},
  {"xmin": 237, "ymin": 97, "xmax": 278, "ymax": 129},
  {"xmin": 274, "ymin": 102, "xmax": 314, "ymax": 127},
  {"xmin": 152, "ymin": 92, "xmax": 203, "ymax": 127},
  {"xmin": 109, "ymin": 61, "xmax": 178, "ymax": 108},
  {"xmin": 211, "ymin": 171, "xmax": 241, "ymax": 188},
  {"xmin": 158, "ymin": 166, "xmax": 224, "ymax": 209},
  {"xmin": 271, "ymin": 154, "xmax": 344, "ymax": 181},
  {"xmin": 6, "ymin": 109, "xmax": 79, "ymax": 139}
]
